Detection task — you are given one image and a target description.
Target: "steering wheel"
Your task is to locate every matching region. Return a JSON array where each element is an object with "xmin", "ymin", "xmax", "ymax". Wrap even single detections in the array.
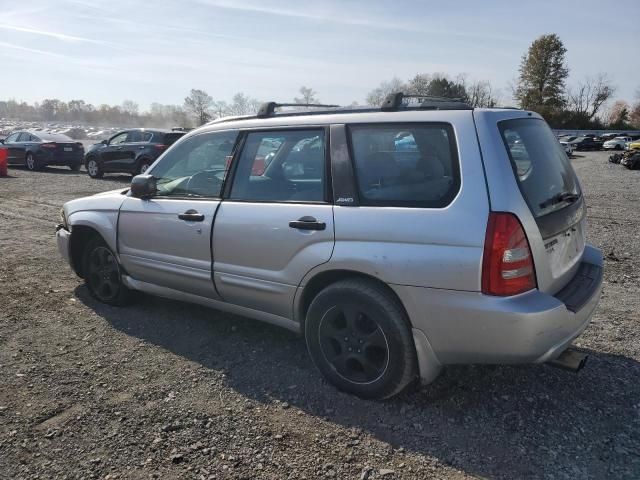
[{"xmin": 185, "ymin": 168, "xmax": 226, "ymax": 196}]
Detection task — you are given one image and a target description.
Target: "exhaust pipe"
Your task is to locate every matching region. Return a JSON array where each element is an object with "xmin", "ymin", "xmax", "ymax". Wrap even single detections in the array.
[{"xmin": 547, "ymin": 348, "xmax": 588, "ymax": 372}]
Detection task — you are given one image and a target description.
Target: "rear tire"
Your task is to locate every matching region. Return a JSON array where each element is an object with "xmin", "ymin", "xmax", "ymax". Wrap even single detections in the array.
[
  {"xmin": 25, "ymin": 152, "xmax": 40, "ymax": 171},
  {"xmin": 86, "ymin": 157, "xmax": 103, "ymax": 178},
  {"xmin": 305, "ymin": 279, "xmax": 418, "ymax": 399},
  {"xmin": 82, "ymin": 237, "xmax": 130, "ymax": 306},
  {"xmin": 137, "ymin": 159, "xmax": 152, "ymax": 175}
]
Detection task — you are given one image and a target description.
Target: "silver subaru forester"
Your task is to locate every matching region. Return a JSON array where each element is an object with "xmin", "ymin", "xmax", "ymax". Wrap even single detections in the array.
[{"xmin": 56, "ymin": 94, "xmax": 603, "ymax": 399}]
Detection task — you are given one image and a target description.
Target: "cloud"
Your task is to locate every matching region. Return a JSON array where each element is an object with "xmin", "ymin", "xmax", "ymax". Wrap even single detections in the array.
[
  {"xmin": 194, "ymin": 0, "xmax": 516, "ymax": 42},
  {"xmin": 0, "ymin": 41, "xmax": 70, "ymax": 59},
  {"xmin": 0, "ymin": 23, "xmax": 114, "ymax": 46}
]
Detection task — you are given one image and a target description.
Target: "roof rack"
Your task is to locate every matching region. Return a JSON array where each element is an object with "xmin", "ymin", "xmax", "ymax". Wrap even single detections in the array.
[
  {"xmin": 381, "ymin": 92, "xmax": 472, "ymax": 111},
  {"xmin": 256, "ymin": 102, "xmax": 341, "ymax": 118}
]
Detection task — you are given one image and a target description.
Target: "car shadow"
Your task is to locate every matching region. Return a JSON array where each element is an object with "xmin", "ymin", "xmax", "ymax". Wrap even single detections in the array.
[
  {"xmin": 9, "ymin": 165, "xmax": 81, "ymax": 175},
  {"xmin": 75, "ymin": 285, "xmax": 640, "ymax": 479},
  {"xmin": 9, "ymin": 165, "xmax": 133, "ymax": 183}
]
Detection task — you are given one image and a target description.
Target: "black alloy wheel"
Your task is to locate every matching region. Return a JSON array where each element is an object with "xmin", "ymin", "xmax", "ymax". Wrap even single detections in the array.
[
  {"xmin": 82, "ymin": 238, "xmax": 130, "ymax": 305},
  {"xmin": 318, "ymin": 304, "xmax": 389, "ymax": 384}
]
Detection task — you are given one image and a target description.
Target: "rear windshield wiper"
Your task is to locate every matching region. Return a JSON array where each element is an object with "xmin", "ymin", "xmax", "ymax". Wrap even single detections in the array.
[{"xmin": 539, "ymin": 191, "xmax": 579, "ymax": 209}]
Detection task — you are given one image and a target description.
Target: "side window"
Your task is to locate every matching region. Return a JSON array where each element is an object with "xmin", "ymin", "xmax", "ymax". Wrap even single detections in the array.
[
  {"xmin": 17, "ymin": 132, "xmax": 30, "ymax": 142},
  {"xmin": 141, "ymin": 132, "xmax": 153, "ymax": 142},
  {"xmin": 5, "ymin": 133, "xmax": 20, "ymax": 143},
  {"xmin": 127, "ymin": 131, "xmax": 142, "ymax": 143},
  {"xmin": 109, "ymin": 132, "xmax": 128, "ymax": 145},
  {"xmin": 349, "ymin": 123, "xmax": 459, "ymax": 208},
  {"xmin": 229, "ymin": 129, "xmax": 326, "ymax": 203},
  {"xmin": 150, "ymin": 130, "xmax": 238, "ymax": 198},
  {"xmin": 502, "ymin": 129, "xmax": 531, "ymax": 179}
]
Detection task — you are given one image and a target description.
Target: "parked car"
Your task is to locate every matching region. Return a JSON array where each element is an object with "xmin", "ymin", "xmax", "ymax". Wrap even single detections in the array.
[
  {"xmin": 569, "ymin": 136, "xmax": 603, "ymax": 151},
  {"xmin": 56, "ymin": 95, "xmax": 603, "ymax": 399},
  {"xmin": 84, "ymin": 129, "xmax": 185, "ymax": 178},
  {"xmin": 600, "ymin": 133, "xmax": 620, "ymax": 141},
  {"xmin": 559, "ymin": 140, "xmax": 574, "ymax": 156},
  {"xmin": 626, "ymin": 138, "xmax": 640, "ymax": 151},
  {"xmin": 0, "ymin": 130, "xmax": 84, "ymax": 170},
  {"xmin": 603, "ymin": 136, "xmax": 632, "ymax": 150}
]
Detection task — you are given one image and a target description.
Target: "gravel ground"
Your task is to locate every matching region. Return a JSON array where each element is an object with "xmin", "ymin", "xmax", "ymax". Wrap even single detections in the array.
[{"xmin": 1, "ymin": 151, "xmax": 639, "ymax": 480}]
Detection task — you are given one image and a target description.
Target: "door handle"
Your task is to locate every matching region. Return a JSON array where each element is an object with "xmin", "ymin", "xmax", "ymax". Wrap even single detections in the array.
[
  {"xmin": 116, "ymin": 146, "xmax": 123, "ymax": 150},
  {"xmin": 178, "ymin": 209, "xmax": 205, "ymax": 222},
  {"xmin": 289, "ymin": 216, "xmax": 326, "ymax": 231}
]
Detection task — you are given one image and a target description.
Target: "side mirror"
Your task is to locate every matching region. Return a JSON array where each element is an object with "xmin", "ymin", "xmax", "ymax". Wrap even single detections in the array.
[
  {"xmin": 130, "ymin": 174, "xmax": 157, "ymax": 199},
  {"xmin": 101, "ymin": 139, "xmax": 108, "ymax": 145}
]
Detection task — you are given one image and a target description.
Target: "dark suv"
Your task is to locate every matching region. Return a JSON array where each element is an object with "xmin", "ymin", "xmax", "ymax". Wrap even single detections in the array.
[{"xmin": 84, "ymin": 129, "xmax": 185, "ymax": 178}]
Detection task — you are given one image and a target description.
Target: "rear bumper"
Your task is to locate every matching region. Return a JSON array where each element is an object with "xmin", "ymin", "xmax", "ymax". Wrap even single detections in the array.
[
  {"xmin": 37, "ymin": 151, "xmax": 83, "ymax": 166},
  {"xmin": 394, "ymin": 244, "xmax": 603, "ymax": 370}
]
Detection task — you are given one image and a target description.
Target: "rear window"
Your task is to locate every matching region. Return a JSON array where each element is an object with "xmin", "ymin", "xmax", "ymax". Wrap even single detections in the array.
[
  {"xmin": 348, "ymin": 123, "xmax": 460, "ymax": 207},
  {"xmin": 499, "ymin": 118, "xmax": 581, "ymax": 218},
  {"xmin": 162, "ymin": 133, "xmax": 185, "ymax": 145},
  {"xmin": 36, "ymin": 132, "xmax": 72, "ymax": 142}
]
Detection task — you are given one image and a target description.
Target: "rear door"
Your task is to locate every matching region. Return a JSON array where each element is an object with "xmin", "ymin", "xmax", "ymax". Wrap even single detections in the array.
[
  {"xmin": 121, "ymin": 130, "xmax": 147, "ymax": 171},
  {"xmin": 101, "ymin": 131, "xmax": 130, "ymax": 171},
  {"xmin": 212, "ymin": 128, "xmax": 334, "ymax": 319},
  {"xmin": 476, "ymin": 111, "xmax": 586, "ymax": 294}
]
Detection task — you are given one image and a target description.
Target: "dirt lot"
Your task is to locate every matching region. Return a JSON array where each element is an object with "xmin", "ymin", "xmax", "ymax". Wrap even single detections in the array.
[{"xmin": 1, "ymin": 151, "xmax": 639, "ymax": 480}]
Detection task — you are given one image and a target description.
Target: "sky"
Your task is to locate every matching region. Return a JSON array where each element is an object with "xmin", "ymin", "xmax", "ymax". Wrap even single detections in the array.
[{"xmin": 0, "ymin": 0, "xmax": 638, "ymax": 110}]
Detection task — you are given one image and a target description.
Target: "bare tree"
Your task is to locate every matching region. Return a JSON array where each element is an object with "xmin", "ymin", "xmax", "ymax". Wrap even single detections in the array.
[
  {"xmin": 405, "ymin": 73, "xmax": 432, "ymax": 95},
  {"xmin": 121, "ymin": 100, "xmax": 139, "ymax": 116},
  {"xmin": 606, "ymin": 100, "xmax": 631, "ymax": 128},
  {"xmin": 227, "ymin": 93, "xmax": 260, "ymax": 116},
  {"xmin": 631, "ymin": 86, "xmax": 640, "ymax": 129},
  {"xmin": 366, "ymin": 77, "xmax": 406, "ymax": 106},
  {"xmin": 466, "ymin": 80, "xmax": 500, "ymax": 107},
  {"xmin": 566, "ymin": 73, "xmax": 615, "ymax": 120},
  {"xmin": 211, "ymin": 101, "xmax": 228, "ymax": 119},
  {"xmin": 184, "ymin": 89, "xmax": 213, "ymax": 125},
  {"xmin": 294, "ymin": 86, "xmax": 320, "ymax": 104}
]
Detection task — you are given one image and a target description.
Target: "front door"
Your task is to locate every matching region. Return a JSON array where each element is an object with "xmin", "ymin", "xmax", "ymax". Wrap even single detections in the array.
[
  {"xmin": 3, "ymin": 132, "xmax": 23, "ymax": 164},
  {"xmin": 212, "ymin": 128, "xmax": 334, "ymax": 319},
  {"xmin": 118, "ymin": 130, "xmax": 239, "ymax": 298}
]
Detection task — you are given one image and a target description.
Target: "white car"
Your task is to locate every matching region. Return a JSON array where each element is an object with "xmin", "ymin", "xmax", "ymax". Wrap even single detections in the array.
[
  {"xmin": 559, "ymin": 141, "xmax": 574, "ymax": 156},
  {"xmin": 603, "ymin": 136, "xmax": 632, "ymax": 151}
]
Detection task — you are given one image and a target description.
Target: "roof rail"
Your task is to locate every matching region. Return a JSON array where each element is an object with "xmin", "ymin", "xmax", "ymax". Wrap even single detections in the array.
[
  {"xmin": 381, "ymin": 92, "xmax": 472, "ymax": 111},
  {"xmin": 256, "ymin": 102, "xmax": 341, "ymax": 118}
]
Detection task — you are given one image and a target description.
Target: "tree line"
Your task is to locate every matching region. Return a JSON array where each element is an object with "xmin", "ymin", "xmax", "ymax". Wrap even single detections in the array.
[{"xmin": 1, "ymin": 33, "xmax": 639, "ymax": 130}]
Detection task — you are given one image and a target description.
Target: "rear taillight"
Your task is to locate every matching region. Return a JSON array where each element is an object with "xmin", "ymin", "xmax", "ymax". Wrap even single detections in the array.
[
  {"xmin": 154, "ymin": 144, "xmax": 168, "ymax": 151},
  {"xmin": 41, "ymin": 143, "xmax": 56, "ymax": 149},
  {"xmin": 482, "ymin": 212, "xmax": 536, "ymax": 296}
]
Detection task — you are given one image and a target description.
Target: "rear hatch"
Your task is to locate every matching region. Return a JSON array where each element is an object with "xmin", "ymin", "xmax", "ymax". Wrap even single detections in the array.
[
  {"xmin": 161, "ymin": 132, "xmax": 185, "ymax": 146},
  {"xmin": 48, "ymin": 142, "xmax": 84, "ymax": 161},
  {"xmin": 498, "ymin": 117, "xmax": 585, "ymax": 293}
]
